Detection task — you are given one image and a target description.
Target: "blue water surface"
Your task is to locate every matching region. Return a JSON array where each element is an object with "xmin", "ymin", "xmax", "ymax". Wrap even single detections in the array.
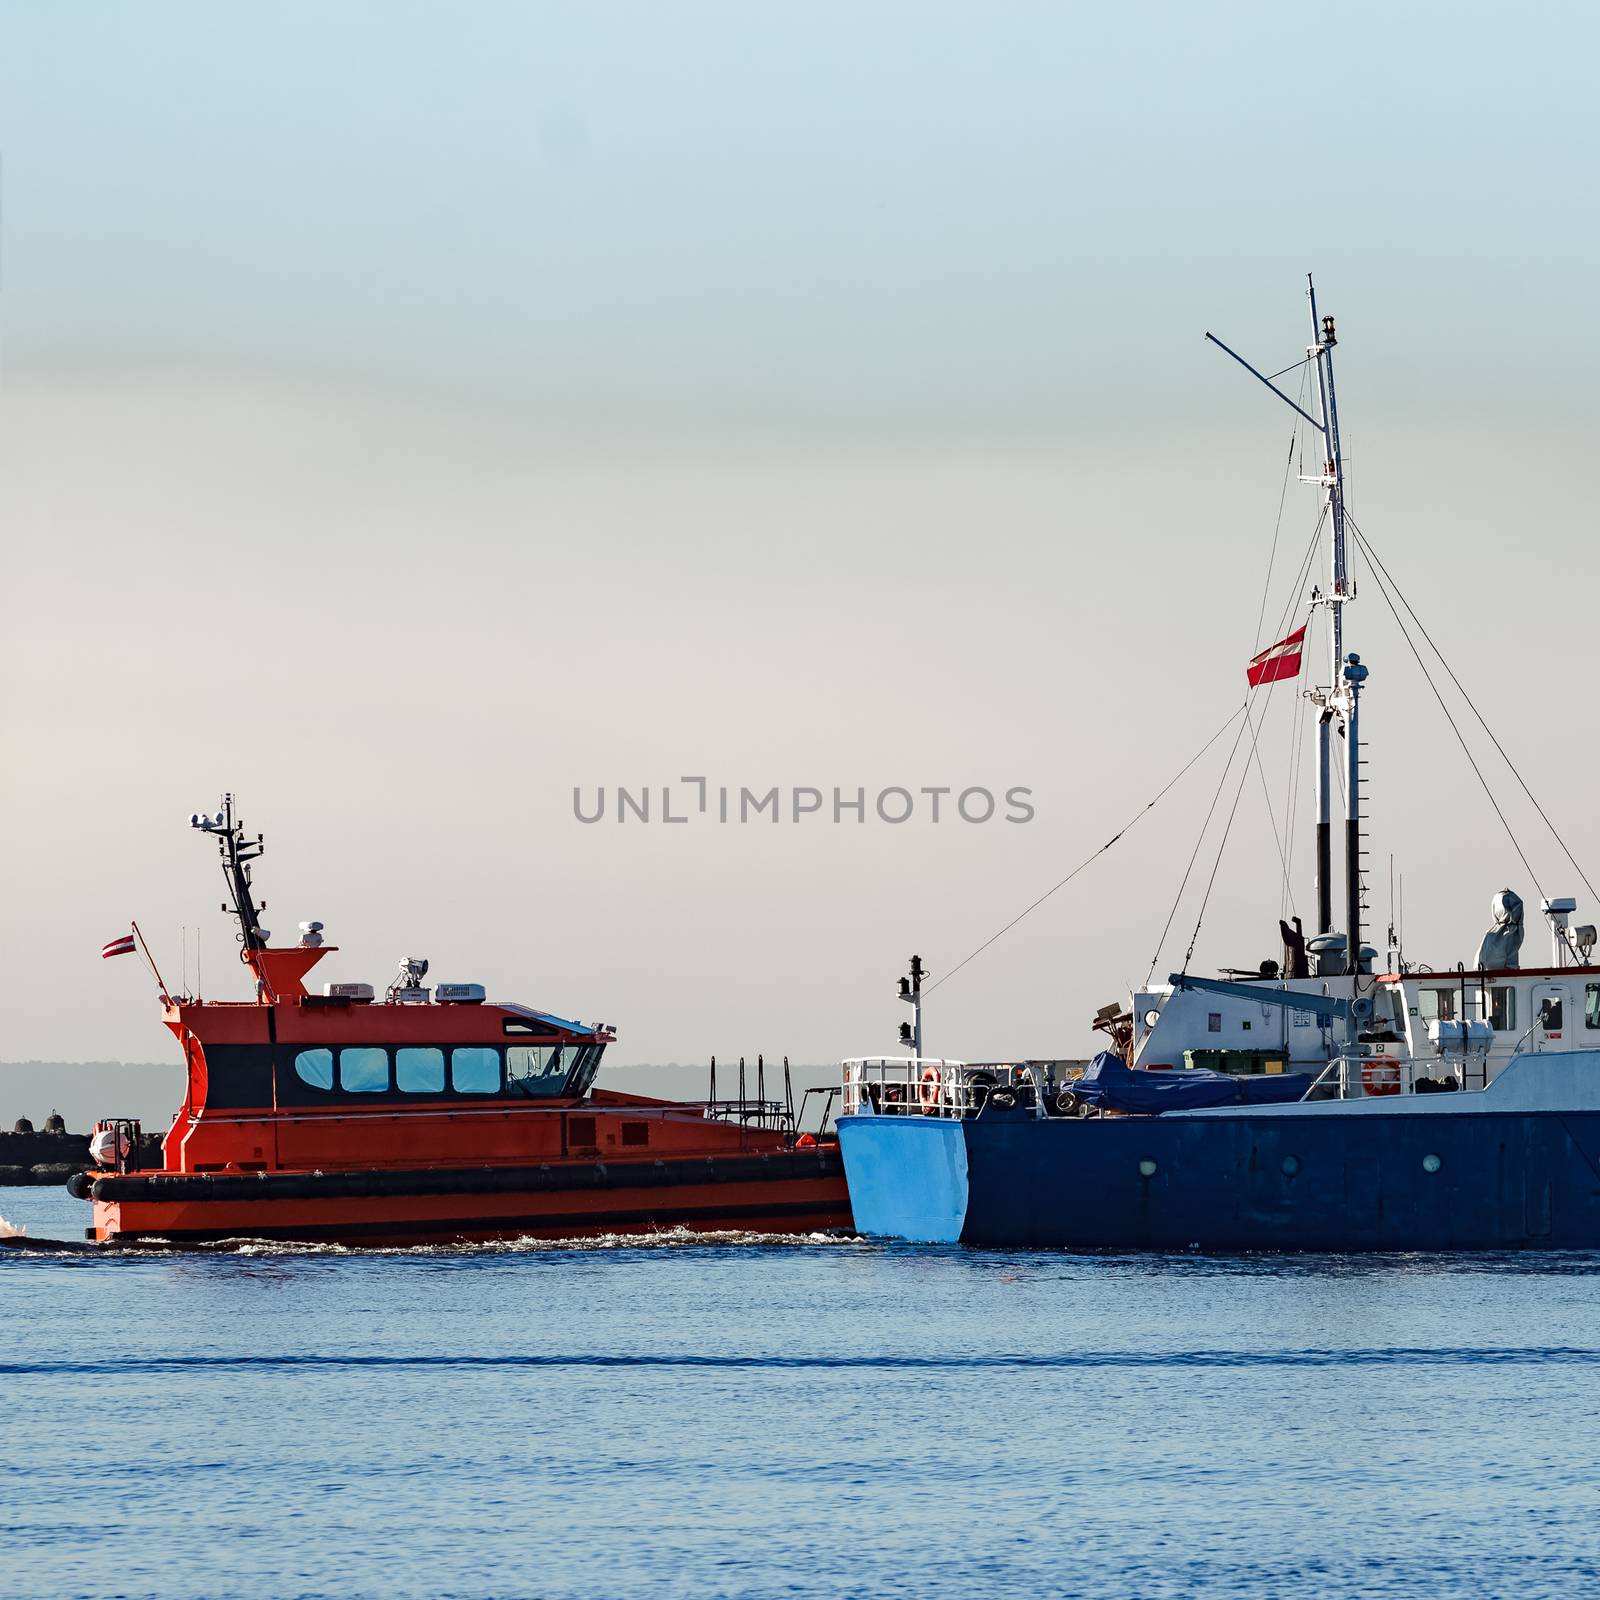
[{"xmin": 4, "ymin": 1184, "xmax": 1600, "ymax": 1600}]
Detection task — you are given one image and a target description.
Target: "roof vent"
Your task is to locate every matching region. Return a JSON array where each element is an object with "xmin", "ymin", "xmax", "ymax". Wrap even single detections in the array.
[
  {"xmin": 436, "ymin": 983, "xmax": 486, "ymax": 1005},
  {"xmin": 324, "ymin": 982, "xmax": 374, "ymax": 1002}
]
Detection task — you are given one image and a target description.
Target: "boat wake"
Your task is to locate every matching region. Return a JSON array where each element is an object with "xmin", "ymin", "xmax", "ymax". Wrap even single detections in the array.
[
  {"xmin": 231, "ymin": 1227, "xmax": 858, "ymax": 1257},
  {"xmin": 3, "ymin": 1226, "xmax": 861, "ymax": 1260}
]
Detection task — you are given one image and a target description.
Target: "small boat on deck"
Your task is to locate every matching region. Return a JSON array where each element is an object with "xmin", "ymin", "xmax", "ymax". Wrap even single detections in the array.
[{"xmin": 59, "ymin": 797, "xmax": 849, "ymax": 1247}]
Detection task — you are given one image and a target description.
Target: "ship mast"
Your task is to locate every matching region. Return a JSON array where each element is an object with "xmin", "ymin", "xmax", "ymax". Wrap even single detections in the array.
[
  {"xmin": 191, "ymin": 793, "xmax": 270, "ymax": 954},
  {"xmin": 1303, "ymin": 277, "xmax": 1366, "ymax": 970},
  {"xmin": 1205, "ymin": 276, "xmax": 1367, "ymax": 973}
]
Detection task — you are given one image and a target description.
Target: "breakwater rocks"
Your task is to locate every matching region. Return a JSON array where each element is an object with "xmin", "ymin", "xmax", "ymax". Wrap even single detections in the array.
[{"xmin": 0, "ymin": 1128, "xmax": 163, "ymax": 1186}]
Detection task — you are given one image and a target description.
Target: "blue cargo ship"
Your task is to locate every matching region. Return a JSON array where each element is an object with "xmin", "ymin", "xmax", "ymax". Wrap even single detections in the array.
[
  {"xmin": 838, "ymin": 279, "xmax": 1600, "ymax": 1251},
  {"xmin": 839, "ymin": 1049, "xmax": 1600, "ymax": 1249}
]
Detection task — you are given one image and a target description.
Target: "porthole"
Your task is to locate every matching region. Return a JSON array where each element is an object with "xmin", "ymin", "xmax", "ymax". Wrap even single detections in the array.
[
  {"xmin": 1138, "ymin": 1158, "xmax": 1158, "ymax": 1178},
  {"xmin": 1422, "ymin": 1153, "xmax": 1442, "ymax": 1174},
  {"xmin": 1282, "ymin": 1155, "xmax": 1300, "ymax": 1177},
  {"xmin": 1143, "ymin": 1009, "xmax": 1161, "ymax": 1029}
]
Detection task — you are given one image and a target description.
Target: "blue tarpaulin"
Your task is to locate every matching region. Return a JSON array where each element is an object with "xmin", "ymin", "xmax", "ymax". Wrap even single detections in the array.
[{"xmin": 1070, "ymin": 1051, "xmax": 1313, "ymax": 1114}]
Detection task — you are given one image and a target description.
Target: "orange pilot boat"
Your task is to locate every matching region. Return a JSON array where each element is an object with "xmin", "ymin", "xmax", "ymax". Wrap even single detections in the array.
[{"xmin": 73, "ymin": 796, "xmax": 851, "ymax": 1246}]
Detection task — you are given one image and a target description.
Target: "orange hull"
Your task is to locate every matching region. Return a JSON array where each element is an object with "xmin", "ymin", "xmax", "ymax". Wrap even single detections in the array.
[{"xmin": 87, "ymin": 1150, "xmax": 851, "ymax": 1246}]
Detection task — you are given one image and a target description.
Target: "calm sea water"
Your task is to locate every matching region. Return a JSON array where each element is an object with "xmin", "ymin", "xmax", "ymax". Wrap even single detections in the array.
[{"xmin": 4, "ymin": 1184, "xmax": 1600, "ymax": 1600}]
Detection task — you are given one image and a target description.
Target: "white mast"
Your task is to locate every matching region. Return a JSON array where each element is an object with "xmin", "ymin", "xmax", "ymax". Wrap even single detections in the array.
[
  {"xmin": 1307, "ymin": 276, "xmax": 1346, "ymax": 672},
  {"xmin": 1303, "ymin": 276, "xmax": 1365, "ymax": 969},
  {"xmin": 1205, "ymin": 277, "xmax": 1367, "ymax": 970}
]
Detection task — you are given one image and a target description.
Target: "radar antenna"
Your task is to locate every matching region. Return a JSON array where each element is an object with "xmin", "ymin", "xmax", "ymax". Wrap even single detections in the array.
[{"xmin": 190, "ymin": 794, "xmax": 270, "ymax": 954}]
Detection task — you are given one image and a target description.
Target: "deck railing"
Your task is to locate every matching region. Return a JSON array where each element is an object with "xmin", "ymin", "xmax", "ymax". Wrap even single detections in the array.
[
  {"xmin": 841, "ymin": 1058, "xmax": 1060, "ymax": 1119},
  {"xmin": 843, "ymin": 1058, "xmax": 966, "ymax": 1117},
  {"xmin": 1302, "ymin": 1051, "xmax": 1486, "ymax": 1100}
]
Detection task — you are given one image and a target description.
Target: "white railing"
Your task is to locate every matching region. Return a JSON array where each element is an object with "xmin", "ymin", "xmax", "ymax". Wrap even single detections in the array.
[
  {"xmin": 1302, "ymin": 1051, "xmax": 1482, "ymax": 1100},
  {"xmin": 842, "ymin": 1058, "xmax": 962, "ymax": 1116},
  {"xmin": 841, "ymin": 1058, "xmax": 1056, "ymax": 1119}
]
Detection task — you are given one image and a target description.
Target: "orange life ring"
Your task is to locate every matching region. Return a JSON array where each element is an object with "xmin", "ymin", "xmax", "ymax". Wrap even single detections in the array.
[
  {"xmin": 794, "ymin": 1132, "xmax": 817, "ymax": 1148},
  {"xmin": 919, "ymin": 1066, "xmax": 942, "ymax": 1109},
  {"xmin": 1361, "ymin": 1056, "xmax": 1401, "ymax": 1097}
]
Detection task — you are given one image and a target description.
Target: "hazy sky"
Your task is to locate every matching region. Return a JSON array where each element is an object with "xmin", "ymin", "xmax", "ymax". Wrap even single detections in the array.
[{"xmin": 2, "ymin": 2, "xmax": 1597, "ymax": 1072}]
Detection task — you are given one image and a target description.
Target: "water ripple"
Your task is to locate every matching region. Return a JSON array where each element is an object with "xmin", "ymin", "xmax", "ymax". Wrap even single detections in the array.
[{"xmin": 2, "ymin": 1345, "xmax": 1596, "ymax": 1377}]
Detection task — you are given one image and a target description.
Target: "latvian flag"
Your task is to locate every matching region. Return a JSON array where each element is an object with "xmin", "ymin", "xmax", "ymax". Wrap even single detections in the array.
[
  {"xmin": 1246, "ymin": 625, "xmax": 1307, "ymax": 688},
  {"xmin": 101, "ymin": 932, "xmax": 137, "ymax": 960}
]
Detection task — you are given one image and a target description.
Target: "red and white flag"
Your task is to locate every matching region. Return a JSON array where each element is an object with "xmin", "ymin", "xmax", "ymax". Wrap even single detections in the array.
[
  {"xmin": 1246, "ymin": 625, "xmax": 1307, "ymax": 688},
  {"xmin": 101, "ymin": 933, "xmax": 137, "ymax": 960}
]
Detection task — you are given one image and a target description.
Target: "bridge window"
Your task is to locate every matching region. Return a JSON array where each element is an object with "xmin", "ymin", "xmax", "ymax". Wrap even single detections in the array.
[
  {"xmin": 396, "ymin": 1047, "xmax": 445, "ymax": 1093},
  {"xmin": 1417, "ymin": 988, "xmax": 1458, "ymax": 1024},
  {"xmin": 506, "ymin": 1045, "xmax": 573, "ymax": 1097},
  {"xmin": 1489, "ymin": 986, "xmax": 1517, "ymax": 1031},
  {"xmin": 568, "ymin": 1043, "xmax": 605, "ymax": 1098},
  {"xmin": 294, "ymin": 1048, "xmax": 334, "ymax": 1090},
  {"xmin": 1587, "ymin": 984, "xmax": 1600, "ymax": 1031},
  {"xmin": 451, "ymin": 1047, "xmax": 501, "ymax": 1094},
  {"xmin": 339, "ymin": 1047, "xmax": 390, "ymax": 1093}
]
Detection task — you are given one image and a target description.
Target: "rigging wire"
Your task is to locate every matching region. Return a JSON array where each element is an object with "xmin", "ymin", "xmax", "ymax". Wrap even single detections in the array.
[
  {"xmin": 1250, "ymin": 433, "xmax": 1298, "ymax": 654},
  {"xmin": 1348, "ymin": 519, "xmax": 1547, "ymax": 903},
  {"xmin": 1244, "ymin": 362, "xmax": 1317, "ymax": 913},
  {"xmin": 1279, "ymin": 364, "xmax": 1317, "ymax": 922},
  {"xmin": 1142, "ymin": 709, "xmax": 1258, "ymax": 988},
  {"xmin": 1183, "ymin": 700, "xmax": 1272, "ymax": 974},
  {"xmin": 1144, "ymin": 514, "xmax": 1324, "ymax": 986},
  {"xmin": 922, "ymin": 701, "xmax": 1249, "ymax": 1000},
  {"xmin": 1239, "ymin": 433, "xmax": 1302, "ymax": 900},
  {"xmin": 1177, "ymin": 518, "xmax": 1325, "ymax": 973},
  {"xmin": 1281, "ymin": 659, "xmax": 1309, "ymax": 921},
  {"xmin": 1349, "ymin": 517, "xmax": 1598, "ymax": 908},
  {"xmin": 1243, "ymin": 375, "xmax": 1318, "ymax": 912},
  {"xmin": 1245, "ymin": 516, "xmax": 1325, "ymax": 923},
  {"xmin": 1246, "ymin": 692, "xmax": 1291, "ymax": 902}
]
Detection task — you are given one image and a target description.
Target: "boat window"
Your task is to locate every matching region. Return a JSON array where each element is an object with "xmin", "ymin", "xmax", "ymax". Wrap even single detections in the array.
[
  {"xmin": 340, "ymin": 1047, "xmax": 389, "ymax": 1093},
  {"xmin": 294, "ymin": 1048, "xmax": 334, "ymax": 1090},
  {"xmin": 451, "ymin": 1046, "xmax": 501, "ymax": 1094},
  {"xmin": 505, "ymin": 1045, "xmax": 573, "ymax": 1097},
  {"xmin": 567, "ymin": 1043, "xmax": 605, "ymax": 1098},
  {"xmin": 1587, "ymin": 984, "xmax": 1600, "ymax": 1030},
  {"xmin": 1489, "ymin": 986, "xmax": 1517, "ymax": 1032},
  {"xmin": 1417, "ymin": 988, "xmax": 1458, "ymax": 1024},
  {"xmin": 1541, "ymin": 995, "xmax": 1564, "ymax": 1032},
  {"xmin": 396, "ymin": 1046, "xmax": 445, "ymax": 1094}
]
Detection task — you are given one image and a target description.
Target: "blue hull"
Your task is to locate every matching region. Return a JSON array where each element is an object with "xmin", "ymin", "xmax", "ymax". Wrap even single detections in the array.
[{"xmin": 838, "ymin": 1053, "xmax": 1600, "ymax": 1251}]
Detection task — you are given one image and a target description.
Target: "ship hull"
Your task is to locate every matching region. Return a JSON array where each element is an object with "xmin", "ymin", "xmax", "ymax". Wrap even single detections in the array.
[
  {"xmin": 83, "ymin": 1149, "xmax": 851, "ymax": 1246},
  {"xmin": 839, "ymin": 1076, "xmax": 1600, "ymax": 1252}
]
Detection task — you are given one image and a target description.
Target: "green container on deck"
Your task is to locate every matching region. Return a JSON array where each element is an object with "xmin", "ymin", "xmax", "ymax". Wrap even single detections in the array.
[{"xmin": 1183, "ymin": 1048, "xmax": 1286, "ymax": 1076}]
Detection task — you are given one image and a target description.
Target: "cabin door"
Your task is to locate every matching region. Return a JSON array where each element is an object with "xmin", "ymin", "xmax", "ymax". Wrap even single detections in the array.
[{"xmin": 1532, "ymin": 984, "xmax": 1570, "ymax": 1051}]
